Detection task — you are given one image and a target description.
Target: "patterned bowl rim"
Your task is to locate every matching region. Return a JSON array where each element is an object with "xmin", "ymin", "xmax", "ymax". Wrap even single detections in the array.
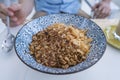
[{"xmin": 14, "ymin": 14, "xmax": 107, "ymax": 75}]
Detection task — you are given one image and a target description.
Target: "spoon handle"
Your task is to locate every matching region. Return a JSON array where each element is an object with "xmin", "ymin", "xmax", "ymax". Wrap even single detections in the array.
[
  {"xmin": 6, "ymin": 16, "xmax": 10, "ymax": 35},
  {"xmin": 4, "ymin": 0, "xmax": 11, "ymax": 35}
]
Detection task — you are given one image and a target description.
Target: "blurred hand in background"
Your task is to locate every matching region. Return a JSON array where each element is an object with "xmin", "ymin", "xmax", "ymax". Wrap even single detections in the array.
[{"xmin": 92, "ymin": 0, "xmax": 111, "ymax": 18}]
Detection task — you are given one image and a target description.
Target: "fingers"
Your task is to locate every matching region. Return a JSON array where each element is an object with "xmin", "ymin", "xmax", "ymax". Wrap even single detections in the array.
[
  {"xmin": 0, "ymin": 12, "xmax": 6, "ymax": 19},
  {"xmin": 8, "ymin": 4, "xmax": 21, "ymax": 12},
  {"xmin": 2, "ymin": 16, "xmax": 25, "ymax": 27},
  {"xmin": 93, "ymin": 6, "xmax": 111, "ymax": 18},
  {"xmin": 0, "ymin": 13, "xmax": 17, "ymax": 21},
  {"xmin": 2, "ymin": 16, "xmax": 18, "ymax": 26},
  {"xmin": 0, "ymin": 3, "xmax": 21, "ymax": 20},
  {"xmin": 0, "ymin": 3, "xmax": 24, "ymax": 27},
  {"xmin": 100, "ymin": 8, "xmax": 108, "ymax": 18},
  {"xmin": 92, "ymin": 3, "xmax": 101, "ymax": 18},
  {"xmin": 0, "ymin": 3, "xmax": 14, "ymax": 16},
  {"xmin": 98, "ymin": 8, "xmax": 110, "ymax": 18},
  {"xmin": 10, "ymin": 16, "xmax": 18, "ymax": 22},
  {"xmin": 2, "ymin": 19, "xmax": 21, "ymax": 27},
  {"xmin": 93, "ymin": 9, "xmax": 99, "ymax": 18},
  {"xmin": 92, "ymin": 3, "xmax": 99, "ymax": 11},
  {"xmin": 92, "ymin": 1, "xmax": 111, "ymax": 18}
]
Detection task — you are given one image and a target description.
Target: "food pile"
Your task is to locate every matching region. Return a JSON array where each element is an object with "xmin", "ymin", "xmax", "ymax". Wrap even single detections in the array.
[{"xmin": 29, "ymin": 23, "xmax": 92, "ymax": 69}]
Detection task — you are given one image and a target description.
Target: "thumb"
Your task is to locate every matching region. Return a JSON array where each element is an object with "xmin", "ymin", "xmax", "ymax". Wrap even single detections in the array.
[{"xmin": 92, "ymin": 3, "xmax": 99, "ymax": 11}]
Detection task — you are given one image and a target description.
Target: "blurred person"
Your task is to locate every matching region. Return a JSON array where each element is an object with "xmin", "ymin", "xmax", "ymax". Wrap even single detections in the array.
[{"xmin": 0, "ymin": 0, "xmax": 111, "ymax": 27}]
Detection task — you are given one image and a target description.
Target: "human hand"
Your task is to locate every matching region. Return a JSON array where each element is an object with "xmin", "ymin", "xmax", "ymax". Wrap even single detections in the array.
[
  {"xmin": 0, "ymin": 3, "xmax": 26, "ymax": 27},
  {"xmin": 92, "ymin": 1, "xmax": 111, "ymax": 18}
]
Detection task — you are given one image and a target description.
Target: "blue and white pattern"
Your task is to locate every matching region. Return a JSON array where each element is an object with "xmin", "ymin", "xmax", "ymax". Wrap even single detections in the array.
[{"xmin": 15, "ymin": 14, "xmax": 107, "ymax": 74}]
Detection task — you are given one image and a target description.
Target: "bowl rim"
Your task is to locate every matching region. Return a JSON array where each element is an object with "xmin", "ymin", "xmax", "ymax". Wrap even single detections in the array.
[{"xmin": 14, "ymin": 13, "xmax": 107, "ymax": 75}]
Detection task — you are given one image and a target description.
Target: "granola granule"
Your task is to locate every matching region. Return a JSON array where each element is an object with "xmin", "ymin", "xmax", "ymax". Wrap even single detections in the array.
[{"xmin": 29, "ymin": 23, "xmax": 92, "ymax": 69}]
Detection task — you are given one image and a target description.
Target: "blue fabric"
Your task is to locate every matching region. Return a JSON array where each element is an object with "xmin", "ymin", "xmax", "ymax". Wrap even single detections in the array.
[{"xmin": 34, "ymin": 0, "xmax": 81, "ymax": 14}]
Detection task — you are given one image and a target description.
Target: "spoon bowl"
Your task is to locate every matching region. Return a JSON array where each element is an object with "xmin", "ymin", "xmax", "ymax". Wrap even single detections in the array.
[{"xmin": 2, "ymin": 33, "xmax": 15, "ymax": 53}]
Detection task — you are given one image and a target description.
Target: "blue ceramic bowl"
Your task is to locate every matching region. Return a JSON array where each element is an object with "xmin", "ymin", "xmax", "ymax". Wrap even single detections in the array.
[{"xmin": 15, "ymin": 14, "xmax": 106, "ymax": 74}]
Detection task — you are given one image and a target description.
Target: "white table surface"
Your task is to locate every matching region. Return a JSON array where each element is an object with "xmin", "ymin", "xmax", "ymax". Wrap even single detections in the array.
[{"xmin": 0, "ymin": 19, "xmax": 120, "ymax": 80}]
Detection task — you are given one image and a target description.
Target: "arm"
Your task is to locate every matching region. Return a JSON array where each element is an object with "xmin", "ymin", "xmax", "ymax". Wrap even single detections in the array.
[{"xmin": 19, "ymin": 0, "xmax": 34, "ymax": 18}]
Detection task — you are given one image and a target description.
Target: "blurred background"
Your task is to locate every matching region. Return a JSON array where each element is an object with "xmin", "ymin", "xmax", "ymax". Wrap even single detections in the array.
[
  {"xmin": 81, "ymin": 0, "xmax": 120, "ymax": 19},
  {"xmin": 113, "ymin": 0, "xmax": 120, "ymax": 7},
  {"xmin": 0, "ymin": 0, "xmax": 120, "ymax": 19},
  {"xmin": 28, "ymin": 0, "xmax": 120, "ymax": 19}
]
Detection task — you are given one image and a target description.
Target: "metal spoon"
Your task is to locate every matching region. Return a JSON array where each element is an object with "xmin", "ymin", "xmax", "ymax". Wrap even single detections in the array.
[{"xmin": 1, "ymin": 0, "xmax": 15, "ymax": 53}]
